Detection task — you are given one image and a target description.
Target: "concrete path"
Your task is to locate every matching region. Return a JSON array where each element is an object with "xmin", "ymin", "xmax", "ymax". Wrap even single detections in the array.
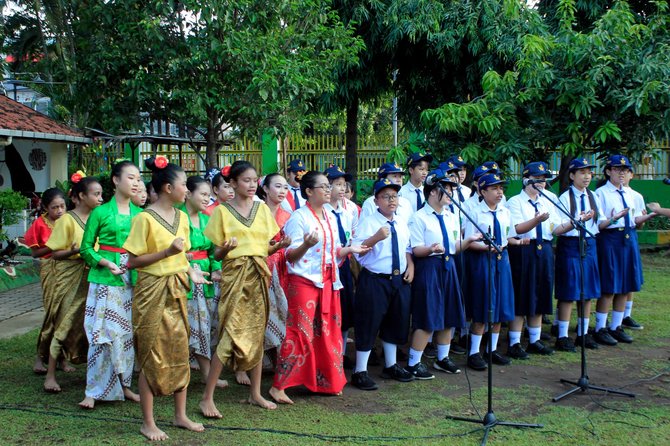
[{"xmin": 0, "ymin": 282, "xmax": 44, "ymax": 339}]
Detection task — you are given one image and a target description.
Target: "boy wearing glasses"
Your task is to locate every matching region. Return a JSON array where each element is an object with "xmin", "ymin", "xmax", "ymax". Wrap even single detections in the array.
[
  {"xmin": 361, "ymin": 163, "xmax": 413, "ymax": 223},
  {"xmin": 350, "ymin": 179, "xmax": 415, "ymax": 390}
]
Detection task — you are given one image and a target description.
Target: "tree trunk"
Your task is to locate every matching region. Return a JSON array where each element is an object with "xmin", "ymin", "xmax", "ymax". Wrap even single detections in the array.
[
  {"xmin": 205, "ymin": 110, "xmax": 219, "ymax": 169},
  {"xmin": 345, "ymin": 98, "xmax": 359, "ymax": 196}
]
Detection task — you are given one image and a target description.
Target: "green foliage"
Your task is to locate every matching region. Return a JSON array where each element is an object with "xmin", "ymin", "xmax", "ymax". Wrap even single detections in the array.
[{"xmin": 0, "ymin": 190, "xmax": 28, "ymax": 242}]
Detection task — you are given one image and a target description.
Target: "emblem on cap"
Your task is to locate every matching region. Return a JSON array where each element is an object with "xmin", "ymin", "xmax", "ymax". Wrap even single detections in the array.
[{"xmin": 539, "ymin": 164, "xmax": 545, "ymax": 171}]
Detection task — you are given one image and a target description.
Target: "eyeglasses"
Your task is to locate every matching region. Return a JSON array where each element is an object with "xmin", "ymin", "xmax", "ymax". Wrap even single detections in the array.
[
  {"xmin": 378, "ymin": 194, "xmax": 398, "ymax": 201},
  {"xmin": 312, "ymin": 184, "xmax": 333, "ymax": 191}
]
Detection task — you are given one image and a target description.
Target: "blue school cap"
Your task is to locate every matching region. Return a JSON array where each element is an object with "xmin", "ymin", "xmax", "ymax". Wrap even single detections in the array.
[
  {"xmin": 373, "ymin": 178, "xmax": 401, "ymax": 196},
  {"xmin": 406, "ymin": 152, "xmax": 434, "ymax": 168},
  {"xmin": 287, "ymin": 159, "xmax": 307, "ymax": 173},
  {"xmin": 377, "ymin": 162, "xmax": 405, "ymax": 178},
  {"xmin": 568, "ymin": 157, "xmax": 597, "ymax": 172},
  {"xmin": 323, "ymin": 164, "xmax": 352, "ymax": 182},
  {"xmin": 472, "ymin": 161, "xmax": 500, "ymax": 181},
  {"xmin": 438, "ymin": 160, "xmax": 460, "ymax": 174},
  {"xmin": 477, "ymin": 173, "xmax": 508, "ymax": 190},
  {"xmin": 522, "ymin": 161, "xmax": 552, "ymax": 178},
  {"xmin": 605, "ymin": 154, "xmax": 633, "ymax": 171},
  {"xmin": 447, "ymin": 155, "xmax": 467, "ymax": 168}
]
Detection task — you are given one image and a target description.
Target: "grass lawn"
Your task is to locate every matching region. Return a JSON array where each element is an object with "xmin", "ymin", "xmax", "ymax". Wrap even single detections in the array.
[{"xmin": 0, "ymin": 253, "xmax": 668, "ymax": 445}]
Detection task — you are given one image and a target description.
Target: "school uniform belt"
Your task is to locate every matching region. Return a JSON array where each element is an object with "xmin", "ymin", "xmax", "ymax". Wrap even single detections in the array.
[
  {"xmin": 528, "ymin": 239, "xmax": 551, "ymax": 250},
  {"xmin": 363, "ymin": 267, "xmax": 403, "ymax": 280},
  {"xmin": 98, "ymin": 244, "xmax": 127, "ymax": 254},
  {"xmin": 601, "ymin": 227, "xmax": 633, "ymax": 233},
  {"xmin": 188, "ymin": 250, "xmax": 208, "ymax": 260}
]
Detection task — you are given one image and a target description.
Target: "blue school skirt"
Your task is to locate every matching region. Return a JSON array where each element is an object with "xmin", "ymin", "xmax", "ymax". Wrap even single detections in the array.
[
  {"xmin": 411, "ymin": 255, "xmax": 466, "ymax": 331},
  {"xmin": 508, "ymin": 240, "xmax": 554, "ymax": 316},
  {"xmin": 462, "ymin": 249, "xmax": 515, "ymax": 324},
  {"xmin": 554, "ymin": 237, "xmax": 600, "ymax": 301},
  {"xmin": 596, "ymin": 229, "xmax": 643, "ymax": 294}
]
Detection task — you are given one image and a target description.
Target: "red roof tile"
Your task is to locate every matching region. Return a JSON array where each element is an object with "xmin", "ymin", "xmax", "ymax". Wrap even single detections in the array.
[{"xmin": 0, "ymin": 94, "xmax": 86, "ymax": 139}]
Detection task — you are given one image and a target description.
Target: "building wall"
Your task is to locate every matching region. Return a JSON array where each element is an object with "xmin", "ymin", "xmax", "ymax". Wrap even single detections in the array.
[{"xmin": 0, "ymin": 138, "xmax": 68, "ymax": 192}]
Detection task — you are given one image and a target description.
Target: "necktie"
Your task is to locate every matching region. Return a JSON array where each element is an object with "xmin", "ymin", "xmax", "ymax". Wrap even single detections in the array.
[
  {"xmin": 616, "ymin": 189, "xmax": 631, "ymax": 233},
  {"xmin": 332, "ymin": 210, "xmax": 347, "ymax": 247},
  {"xmin": 415, "ymin": 189, "xmax": 423, "ymax": 211},
  {"xmin": 388, "ymin": 220, "xmax": 402, "ymax": 287},
  {"xmin": 434, "ymin": 212, "xmax": 450, "ymax": 270},
  {"xmin": 449, "ymin": 204, "xmax": 454, "ymax": 214},
  {"xmin": 528, "ymin": 199, "xmax": 543, "ymax": 242},
  {"xmin": 490, "ymin": 211, "xmax": 502, "ymax": 247},
  {"xmin": 457, "ymin": 186, "xmax": 465, "ymax": 203},
  {"xmin": 292, "ymin": 188, "xmax": 301, "ymax": 209},
  {"xmin": 580, "ymin": 193, "xmax": 586, "ymax": 214}
]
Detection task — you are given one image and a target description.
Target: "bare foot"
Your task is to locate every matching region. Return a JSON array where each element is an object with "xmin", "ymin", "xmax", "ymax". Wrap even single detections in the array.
[
  {"xmin": 43, "ymin": 376, "xmax": 61, "ymax": 393},
  {"xmin": 123, "ymin": 387, "xmax": 140, "ymax": 402},
  {"xmin": 216, "ymin": 379, "xmax": 229, "ymax": 389},
  {"xmin": 235, "ymin": 371, "xmax": 250, "ymax": 386},
  {"xmin": 33, "ymin": 357, "xmax": 47, "ymax": 375},
  {"xmin": 269, "ymin": 387, "xmax": 294, "ymax": 405},
  {"xmin": 140, "ymin": 423, "xmax": 168, "ymax": 441},
  {"xmin": 173, "ymin": 416, "xmax": 205, "ymax": 432},
  {"xmin": 78, "ymin": 397, "xmax": 95, "ymax": 410},
  {"xmin": 57, "ymin": 360, "xmax": 76, "ymax": 373},
  {"xmin": 199, "ymin": 399, "xmax": 222, "ymax": 419},
  {"xmin": 244, "ymin": 395, "xmax": 277, "ymax": 410}
]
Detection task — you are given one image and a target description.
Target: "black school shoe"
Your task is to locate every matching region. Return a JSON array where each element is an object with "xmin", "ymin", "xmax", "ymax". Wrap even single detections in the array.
[
  {"xmin": 467, "ymin": 353, "xmax": 487, "ymax": 371},
  {"xmin": 450, "ymin": 343, "xmax": 467, "ymax": 355},
  {"xmin": 555, "ymin": 336, "xmax": 577, "ymax": 352},
  {"xmin": 526, "ymin": 340, "xmax": 555, "ymax": 355},
  {"xmin": 491, "ymin": 350, "xmax": 511, "ymax": 366},
  {"xmin": 423, "ymin": 342, "xmax": 437, "ymax": 359},
  {"xmin": 608, "ymin": 327, "xmax": 633, "ymax": 344},
  {"xmin": 351, "ymin": 371, "xmax": 378, "ymax": 391},
  {"xmin": 507, "ymin": 343, "xmax": 529, "ymax": 360},
  {"xmin": 380, "ymin": 363, "xmax": 415, "ymax": 382},
  {"xmin": 574, "ymin": 333, "xmax": 599, "ymax": 350},
  {"xmin": 434, "ymin": 357, "xmax": 461, "ymax": 374},
  {"xmin": 405, "ymin": 362, "xmax": 435, "ymax": 380},
  {"xmin": 593, "ymin": 328, "xmax": 618, "ymax": 346},
  {"xmin": 622, "ymin": 316, "xmax": 644, "ymax": 330}
]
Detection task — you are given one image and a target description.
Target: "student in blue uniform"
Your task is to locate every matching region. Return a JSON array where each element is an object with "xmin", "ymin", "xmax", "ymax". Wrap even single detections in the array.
[
  {"xmin": 553, "ymin": 158, "xmax": 606, "ymax": 352},
  {"xmin": 361, "ymin": 163, "xmax": 414, "ymax": 223},
  {"xmin": 281, "ymin": 159, "xmax": 308, "ymax": 212},
  {"xmin": 443, "ymin": 155, "xmax": 472, "ymax": 204},
  {"xmin": 399, "ymin": 152, "xmax": 433, "ymax": 212},
  {"xmin": 593, "ymin": 155, "xmax": 644, "ymax": 345},
  {"xmin": 350, "ymin": 179, "xmax": 415, "ymax": 390},
  {"xmin": 462, "ymin": 173, "xmax": 516, "ymax": 370},
  {"xmin": 405, "ymin": 169, "xmax": 480, "ymax": 379},
  {"xmin": 506, "ymin": 162, "xmax": 559, "ymax": 359}
]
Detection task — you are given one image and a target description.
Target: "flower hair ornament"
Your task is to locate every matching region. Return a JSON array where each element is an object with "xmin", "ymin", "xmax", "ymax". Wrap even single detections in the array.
[
  {"xmin": 221, "ymin": 165, "xmax": 232, "ymax": 178},
  {"xmin": 295, "ymin": 170, "xmax": 306, "ymax": 182},
  {"xmin": 154, "ymin": 155, "xmax": 169, "ymax": 169},
  {"xmin": 70, "ymin": 170, "xmax": 86, "ymax": 183}
]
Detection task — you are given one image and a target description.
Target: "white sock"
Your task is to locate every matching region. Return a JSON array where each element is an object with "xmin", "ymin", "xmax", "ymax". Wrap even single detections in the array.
[
  {"xmin": 624, "ymin": 301, "xmax": 633, "ymax": 318},
  {"xmin": 408, "ymin": 348, "xmax": 423, "ymax": 367},
  {"xmin": 469, "ymin": 334, "xmax": 482, "ymax": 356},
  {"xmin": 553, "ymin": 306, "xmax": 559, "ymax": 326},
  {"xmin": 342, "ymin": 330, "xmax": 348, "ymax": 353},
  {"xmin": 450, "ymin": 327, "xmax": 455, "ymax": 338},
  {"xmin": 354, "ymin": 350, "xmax": 370, "ymax": 373},
  {"xmin": 558, "ymin": 320, "xmax": 569, "ymax": 338},
  {"xmin": 487, "ymin": 333, "xmax": 500, "ymax": 353},
  {"xmin": 437, "ymin": 343, "xmax": 451, "ymax": 361},
  {"xmin": 595, "ymin": 312, "xmax": 608, "ymax": 331},
  {"xmin": 576, "ymin": 318, "xmax": 589, "ymax": 336},
  {"xmin": 527, "ymin": 326, "xmax": 541, "ymax": 344},
  {"xmin": 382, "ymin": 342, "xmax": 397, "ymax": 368},
  {"xmin": 427, "ymin": 333, "xmax": 434, "ymax": 343},
  {"xmin": 610, "ymin": 311, "xmax": 624, "ymax": 330},
  {"xmin": 509, "ymin": 331, "xmax": 522, "ymax": 347}
]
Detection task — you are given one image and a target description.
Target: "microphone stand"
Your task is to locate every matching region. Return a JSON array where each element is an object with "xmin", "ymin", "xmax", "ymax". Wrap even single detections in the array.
[
  {"xmin": 438, "ymin": 183, "xmax": 543, "ymax": 445},
  {"xmin": 531, "ymin": 184, "xmax": 635, "ymax": 402}
]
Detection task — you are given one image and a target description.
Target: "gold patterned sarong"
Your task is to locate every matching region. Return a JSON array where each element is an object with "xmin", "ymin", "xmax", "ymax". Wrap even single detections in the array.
[
  {"xmin": 216, "ymin": 256, "xmax": 270, "ymax": 371},
  {"xmin": 133, "ymin": 272, "xmax": 191, "ymax": 396},
  {"xmin": 47, "ymin": 259, "xmax": 89, "ymax": 364},
  {"xmin": 36, "ymin": 259, "xmax": 57, "ymax": 360}
]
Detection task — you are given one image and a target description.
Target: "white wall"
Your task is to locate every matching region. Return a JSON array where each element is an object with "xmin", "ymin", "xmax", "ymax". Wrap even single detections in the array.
[{"xmin": 0, "ymin": 138, "xmax": 68, "ymax": 192}]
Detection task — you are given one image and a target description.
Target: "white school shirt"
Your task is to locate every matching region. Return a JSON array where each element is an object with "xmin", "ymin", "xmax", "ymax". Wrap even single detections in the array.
[
  {"xmin": 399, "ymin": 182, "xmax": 425, "ymax": 213},
  {"xmin": 341, "ymin": 198, "xmax": 360, "ymax": 227},
  {"xmin": 557, "ymin": 186, "xmax": 605, "ymax": 237},
  {"xmin": 353, "ymin": 210, "xmax": 412, "ymax": 274},
  {"xmin": 360, "ymin": 194, "xmax": 413, "ymax": 224},
  {"xmin": 453, "ymin": 184, "xmax": 472, "ymax": 205},
  {"xmin": 463, "ymin": 199, "xmax": 517, "ymax": 248},
  {"xmin": 409, "ymin": 205, "xmax": 459, "ymax": 256},
  {"xmin": 325, "ymin": 202, "xmax": 356, "ymax": 245},
  {"xmin": 284, "ymin": 206, "xmax": 343, "ymax": 289},
  {"xmin": 280, "ymin": 186, "xmax": 307, "ymax": 213},
  {"xmin": 595, "ymin": 181, "xmax": 643, "ymax": 229},
  {"xmin": 506, "ymin": 190, "xmax": 561, "ymax": 241},
  {"xmin": 626, "ymin": 186, "xmax": 646, "ymax": 222}
]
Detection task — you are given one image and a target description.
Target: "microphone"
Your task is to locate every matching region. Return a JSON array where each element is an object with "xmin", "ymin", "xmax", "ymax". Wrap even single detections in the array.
[
  {"xmin": 522, "ymin": 178, "xmax": 546, "ymax": 187},
  {"xmin": 663, "ymin": 178, "xmax": 670, "ymax": 185},
  {"xmin": 425, "ymin": 174, "xmax": 440, "ymax": 186}
]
